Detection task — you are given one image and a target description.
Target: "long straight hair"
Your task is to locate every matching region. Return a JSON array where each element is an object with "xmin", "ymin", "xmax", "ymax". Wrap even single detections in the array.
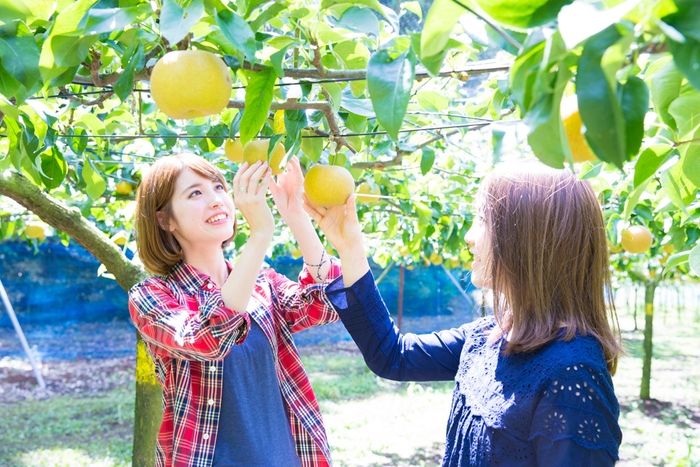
[{"xmin": 480, "ymin": 162, "xmax": 623, "ymax": 374}]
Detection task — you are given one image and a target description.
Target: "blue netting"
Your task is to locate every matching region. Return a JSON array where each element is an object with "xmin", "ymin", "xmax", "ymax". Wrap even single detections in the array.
[{"xmin": 0, "ymin": 241, "xmax": 481, "ymax": 361}]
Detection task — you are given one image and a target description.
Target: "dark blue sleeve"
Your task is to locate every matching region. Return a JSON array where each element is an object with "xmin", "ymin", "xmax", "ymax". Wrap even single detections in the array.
[
  {"xmin": 325, "ymin": 270, "xmax": 465, "ymax": 382},
  {"xmin": 534, "ymin": 438, "xmax": 615, "ymax": 467}
]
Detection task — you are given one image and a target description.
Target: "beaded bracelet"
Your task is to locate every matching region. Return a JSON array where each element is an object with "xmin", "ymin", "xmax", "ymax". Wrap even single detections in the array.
[{"xmin": 304, "ymin": 249, "xmax": 329, "ymax": 281}]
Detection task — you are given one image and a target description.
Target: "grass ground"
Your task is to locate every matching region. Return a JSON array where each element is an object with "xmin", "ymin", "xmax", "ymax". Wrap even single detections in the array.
[{"xmin": 0, "ymin": 290, "xmax": 698, "ymax": 466}]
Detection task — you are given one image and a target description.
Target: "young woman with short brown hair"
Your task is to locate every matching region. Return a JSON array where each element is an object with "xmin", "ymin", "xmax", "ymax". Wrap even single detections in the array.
[{"xmin": 129, "ymin": 153, "xmax": 340, "ymax": 467}]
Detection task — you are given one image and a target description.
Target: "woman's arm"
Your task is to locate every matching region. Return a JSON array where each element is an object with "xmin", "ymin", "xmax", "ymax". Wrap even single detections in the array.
[
  {"xmin": 305, "ymin": 185, "xmax": 464, "ymax": 381},
  {"xmin": 270, "ymin": 156, "xmax": 331, "ymax": 282},
  {"xmin": 326, "ymin": 269, "xmax": 465, "ymax": 381},
  {"xmin": 223, "ymin": 161, "xmax": 275, "ymax": 311},
  {"xmin": 129, "ymin": 278, "xmax": 250, "ymax": 361}
]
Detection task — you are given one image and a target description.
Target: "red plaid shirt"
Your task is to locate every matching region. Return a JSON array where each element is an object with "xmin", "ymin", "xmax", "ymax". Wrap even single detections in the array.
[{"xmin": 128, "ymin": 258, "xmax": 342, "ymax": 467}]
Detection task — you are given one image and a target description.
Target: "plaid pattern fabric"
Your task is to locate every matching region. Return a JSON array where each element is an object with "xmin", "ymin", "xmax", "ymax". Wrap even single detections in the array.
[{"xmin": 128, "ymin": 258, "xmax": 342, "ymax": 467}]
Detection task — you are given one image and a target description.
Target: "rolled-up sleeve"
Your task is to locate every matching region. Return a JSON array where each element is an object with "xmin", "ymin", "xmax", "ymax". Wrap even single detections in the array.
[
  {"xmin": 267, "ymin": 256, "xmax": 343, "ymax": 333},
  {"xmin": 326, "ymin": 270, "xmax": 466, "ymax": 382},
  {"xmin": 128, "ymin": 277, "xmax": 250, "ymax": 361}
]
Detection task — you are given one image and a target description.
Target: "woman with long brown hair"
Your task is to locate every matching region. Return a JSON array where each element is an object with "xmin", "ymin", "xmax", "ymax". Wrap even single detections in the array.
[
  {"xmin": 306, "ymin": 162, "xmax": 624, "ymax": 466},
  {"xmin": 128, "ymin": 153, "xmax": 340, "ymax": 467}
]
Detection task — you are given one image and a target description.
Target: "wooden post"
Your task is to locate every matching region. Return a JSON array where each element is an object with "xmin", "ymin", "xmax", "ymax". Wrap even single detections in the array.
[{"xmin": 398, "ymin": 265, "xmax": 405, "ymax": 333}]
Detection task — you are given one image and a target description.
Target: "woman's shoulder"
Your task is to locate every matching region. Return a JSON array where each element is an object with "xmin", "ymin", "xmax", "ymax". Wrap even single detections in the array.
[
  {"xmin": 128, "ymin": 273, "xmax": 177, "ymax": 299},
  {"xmin": 460, "ymin": 315, "xmax": 497, "ymax": 334}
]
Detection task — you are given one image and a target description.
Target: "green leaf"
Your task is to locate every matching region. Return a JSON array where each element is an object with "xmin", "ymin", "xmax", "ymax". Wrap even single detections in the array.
[
  {"xmin": 682, "ymin": 141, "xmax": 700, "ymax": 188},
  {"xmin": 334, "ymin": 40, "xmax": 370, "ymax": 70},
  {"xmin": 333, "ymin": 6, "xmax": 380, "ymax": 38},
  {"xmin": 619, "ymin": 76, "xmax": 648, "ymax": 158},
  {"xmin": 250, "ymin": 2, "xmax": 287, "ymax": 32},
  {"xmin": 668, "ymin": 90, "xmax": 700, "ymax": 138},
  {"xmin": 0, "ymin": 22, "xmax": 41, "ymax": 103},
  {"xmin": 38, "ymin": 0, "xmax": 98, "ymax": 82},
  {"xmin": 81, "ymin": 3, "xmax": 152, "ymax": 34},
  {"xmin": 321, "ymin": 0, "xmax": 389, "ymax": 20},
  {"xmin": 156, "ymin": 120, "xmax": 178, "ymax": 149},
  {"xmin": 662, "ymin": 0, "xmax": 700, "ymax": 91},
  {"xmin": 416, "ymin": 90, "xmax": 448, "ymax": 112},
  {"xmin": 113, "ymin": 41, "xmax": 144, "ymax": 102},
  {"xmin": 420, "ymin": 146, "xmax": 435, "ymax": 175},
  {"xmin": 647, "ymin": 56, "xmax": 683, "ymax": 132},
  {"xmin": 420, "ymin": 0, "xmax": 466, "ymax": 59},
  {"xmin": 633, "ymin": 145, "xmax": 673, "ymax": 187},
  {"xmin": 240, "ymin": 67, "xmax": 276, "ymax": 146},
  {"xmin": 321, "ymin": 82, "xmax": 342, "ymax": 113},
  {"xmin": 623, "ymin": 178, "xmax": 649, "ymax": 220},
  {"xmin": 245, "ymin": 0, "xmax": 272, "ymax": 18},
  {"xmin": 160, "ymin": 0, "xmax": 204, "ymax": 46},
  {"xmin": 526, "ymin": 66, "xmax": 571, "ymax": 169},
  {"xmin": 340, "ymin": 98, "xmax": 375, "ymax": 117},
  {"xmin": 40, "ymin": 146, "xmax": 67, "ymax": 190},
  {"xmin": 576, "ymin": 25, "xmax": 626, "ymax": 168},
  {"xmin": 662, "ymin": 251, "xmax": 689, "ymax": 275},
  {"xmin": 509, "ymin": 39, "xmax": 546, "ymax": 112},
  {"xmin": 300, "ymin": 131, "xmax": 323, "ymax": 162},
  {"xmin": 367, "ymin": 48, "xmax": 416, "ymax": 140},
  {"xmin": 283, "ymin": 110, "xmax": 307, "ymax": 154},
  {"xmin": 689, "ymin": 244, "xmax": 700, "ymax": 276},
  {"xmin": 660, "ymin": 167, "xmax": 689, "ymax": 213},
  {"xmin": 82, "ymin": 160, "xmax": 106, "ymax": 199},
  {"xmin": 216, "ymin": 9, "xmax": 257, "ymax": 63},
  {"xmin": 0, "ymin": 0, "xmax": 31, "ymax": 23},
  {"xmin": 473, "ymin": 0, "xmax": 574, "ymax": 30}
]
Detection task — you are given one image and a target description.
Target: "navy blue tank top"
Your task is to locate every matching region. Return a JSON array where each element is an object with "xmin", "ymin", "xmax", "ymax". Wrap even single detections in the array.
[{"xmin": 213, "ymin": 319, "xmax": 302, "ymax": 467}]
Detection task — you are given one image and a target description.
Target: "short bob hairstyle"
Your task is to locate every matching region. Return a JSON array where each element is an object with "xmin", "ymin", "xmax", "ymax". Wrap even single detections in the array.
[
  {"xmin": 478, "ymin": 162, "xmax": 623, "ymax": 374},
  {"xmin": 134, "ymin": 153, "xmax": 236, "ymax": 276}
]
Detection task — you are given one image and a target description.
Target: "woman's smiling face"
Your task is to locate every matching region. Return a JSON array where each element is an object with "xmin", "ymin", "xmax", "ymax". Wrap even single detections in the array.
[{"xmin": 162, "ymin": 168, "xmax": 235, "ymax": 249}]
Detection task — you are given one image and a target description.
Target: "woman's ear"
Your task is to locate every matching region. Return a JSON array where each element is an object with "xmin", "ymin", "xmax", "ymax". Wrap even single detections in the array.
[{"xmin": 156, "ymin": 211, "xmax": 169, "ymax": 231}]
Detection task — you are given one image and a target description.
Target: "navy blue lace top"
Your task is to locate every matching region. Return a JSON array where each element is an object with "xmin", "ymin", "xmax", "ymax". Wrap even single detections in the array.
[{"xmin": 326, "ymin": 271, "xmax": 622, "ymax": 466}]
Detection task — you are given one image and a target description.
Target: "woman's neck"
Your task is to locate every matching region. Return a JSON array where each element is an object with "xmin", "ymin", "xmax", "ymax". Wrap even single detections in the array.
[{"xmin": 181, "ymin": 245, "xmax": 229, "ymax": 287}]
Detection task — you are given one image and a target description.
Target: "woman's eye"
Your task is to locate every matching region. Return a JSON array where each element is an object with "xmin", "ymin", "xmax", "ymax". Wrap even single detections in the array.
[
  {"xmin": 189, "ymin": 190, "xmax": 201, "ymax": 198},
  {"xmin": 216, "ymin": 184, "xmax": 225, "ymax": 191}
]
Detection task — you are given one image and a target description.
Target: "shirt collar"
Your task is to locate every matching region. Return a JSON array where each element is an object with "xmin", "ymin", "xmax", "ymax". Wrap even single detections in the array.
[{"xmin": 168, "ymin": 259, "xmax": 233, "ymax": 294}]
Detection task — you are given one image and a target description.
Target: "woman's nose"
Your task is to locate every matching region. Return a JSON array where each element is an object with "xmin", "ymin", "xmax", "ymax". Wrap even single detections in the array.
[{"xmin": 465, "ymin": 227, "xmax": 475, "ymax": 246}]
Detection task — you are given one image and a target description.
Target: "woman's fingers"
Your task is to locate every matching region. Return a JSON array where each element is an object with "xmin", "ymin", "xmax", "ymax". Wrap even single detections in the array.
[{"xmin": 232, "ymin": 161, "xmax": 249, "ymax": 195}]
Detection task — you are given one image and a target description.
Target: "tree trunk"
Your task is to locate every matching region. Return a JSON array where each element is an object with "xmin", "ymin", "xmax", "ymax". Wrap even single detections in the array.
[
  {"xmin": 640, "ymin": 282, "xmax": 657, "ymax": 400},
  {"xmin": 0, "ymin": 171, "xmax": 160, "ymax": 466},
  {"xmin": 133, "ymin": 333, "xmax": 164, "ymax": 465}
]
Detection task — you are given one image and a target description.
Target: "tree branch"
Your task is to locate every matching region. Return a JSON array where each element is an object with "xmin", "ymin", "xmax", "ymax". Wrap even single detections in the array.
[
  {"xmin": 350, "ymin": 129, "xmax": 460, "ymax": 170},
  {"xmin": 0, "ymin": 171, "xmax": 148, "ymax": 292},
  {"xmin": 70, "ymin": 61, "xmax": 511, "ymax": 88}
]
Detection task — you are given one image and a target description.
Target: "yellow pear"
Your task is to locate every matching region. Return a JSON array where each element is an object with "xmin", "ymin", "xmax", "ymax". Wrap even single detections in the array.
[
  {"xmin": 25, "ymin": 222, "xmax": 45, "ymax": 240},
  {"xmin": 621, "ymin": 226, "xmax": 653, "ymax": 254},
  {"xmin": 273, "ymin": 110, "xmax": 286, "ymax": 134},
  {"xmin": 561, "ymin": 95, "xmax": 597, "ymax": 163},
  {"xmin": 224, "ymin": 139, "xmax": 244, "ymax": 162},
  {"xmin": 356, "ymin": 182, "xmax": 381, "ymax": 203},
  {"xmin": 304, "ymin": 165, "xmax": 355, "ymax": 207},
  {"xmin": 111, "ymin": 230, "xmax": 130, "ymax": 246},
  {"xmin": 150, "ymin": 50, "xmax": 232, "ymax": 120},
  {"xmin": 242, "ymin": 140, "xmax": 286, "ymax": 175},
  {"xmin": 116, "ymin": 181, "xmax": 134, "ymax": 195}
]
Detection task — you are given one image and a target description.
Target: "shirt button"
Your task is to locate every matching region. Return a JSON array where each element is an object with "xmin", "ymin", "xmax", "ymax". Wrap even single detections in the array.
[
  {"xmin": 203, "ymin": 433, "xmax": 210, "ymax": 440},
  {"xmin": 206, "ymin": 283, "xmax": 213, "ymax": 290},
  {"xmin": 209, "ymin": 366, "xmax": 217, "ymax": 373},
  {"xmin": 208, "ymin": 398, "xmax": 214, "ymax": 406}
]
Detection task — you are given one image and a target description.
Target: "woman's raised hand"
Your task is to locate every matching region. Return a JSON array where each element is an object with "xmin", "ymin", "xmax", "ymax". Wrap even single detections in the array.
[
  {"xmin": 302, "ymin": 194, "xmax": 363, "ymax": 255},
  {"xmin": 232, "ymin": 161, "xmax": 274, "ymax": 237},
  {"xmin": 270, "ymin": 156, "xmax": 305, "ymax": 222}
]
